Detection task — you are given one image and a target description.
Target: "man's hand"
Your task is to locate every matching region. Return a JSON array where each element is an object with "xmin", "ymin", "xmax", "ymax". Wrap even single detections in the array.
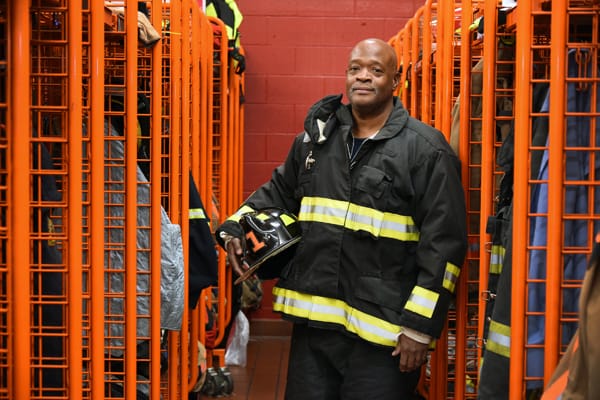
[
  {"xmin": 392, "ymin": 333, "xmax": 429, "ymax": 372},
  {"xmin": 224, "ymin": 237, "xmax": 248, "ymax": 281}
]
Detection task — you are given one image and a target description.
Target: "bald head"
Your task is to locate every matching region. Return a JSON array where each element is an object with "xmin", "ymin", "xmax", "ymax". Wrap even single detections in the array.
[
  {"xmin": 349, "ymin": 38, "xmax": 398, "ymax": 73},
  {"xmin": 345, "ymin": 38, "xmax": 400, "ymax": 117}
]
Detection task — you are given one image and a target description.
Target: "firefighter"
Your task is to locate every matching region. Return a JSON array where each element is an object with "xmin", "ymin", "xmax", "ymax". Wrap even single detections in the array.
[{"xmin": 216, "ymin": 38, "xmax": 467, "ymax": 399}]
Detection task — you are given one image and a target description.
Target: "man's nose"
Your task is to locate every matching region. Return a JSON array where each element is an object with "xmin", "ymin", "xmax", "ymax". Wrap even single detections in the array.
[{"xmin": 356, "ymin": 68, "xmax": 371, "ymax": 80}]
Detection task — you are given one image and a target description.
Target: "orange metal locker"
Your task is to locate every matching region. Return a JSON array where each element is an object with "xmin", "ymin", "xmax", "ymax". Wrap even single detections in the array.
[
  {"xmin": 2, "ymin": 1, "xmax": 243, "ymax": 399},
  {"xmin": 388, "ymin": 1, "xmax": 599, "ymax": 399}
]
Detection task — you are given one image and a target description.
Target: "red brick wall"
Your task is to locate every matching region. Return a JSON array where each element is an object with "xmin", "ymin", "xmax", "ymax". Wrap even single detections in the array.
[{"xmin": 235, "ymin": 0, "xmax": 425, "ymax": 318}]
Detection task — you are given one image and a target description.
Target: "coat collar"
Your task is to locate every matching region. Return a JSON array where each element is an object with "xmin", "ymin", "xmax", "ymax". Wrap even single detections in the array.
[{"xmin": 303, "ymin": 95, "xmax": 410, "ymax": 144}]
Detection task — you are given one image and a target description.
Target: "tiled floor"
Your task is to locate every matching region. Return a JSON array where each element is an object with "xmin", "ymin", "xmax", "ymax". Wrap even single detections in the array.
[{"xmin": 223, "ymin": 335, "xmax": 291, "ymax": 400}]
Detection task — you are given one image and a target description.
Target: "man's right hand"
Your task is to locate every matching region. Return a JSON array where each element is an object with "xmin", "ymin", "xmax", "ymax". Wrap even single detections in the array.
[{"xmin": 224, "ymin": 237, "xmax": 248, "ymax": 282}]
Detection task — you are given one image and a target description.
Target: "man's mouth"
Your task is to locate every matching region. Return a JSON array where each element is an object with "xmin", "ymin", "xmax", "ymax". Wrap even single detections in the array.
[{"xmin": 352, "ymin": 87, "xmax": 373, "ymax": 94}]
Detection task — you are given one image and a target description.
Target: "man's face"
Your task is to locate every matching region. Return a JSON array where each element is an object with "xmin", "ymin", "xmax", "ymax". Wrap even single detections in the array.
[{"xmin": 345, "ymin": 40, "xmax": 399, "ymax": 113}]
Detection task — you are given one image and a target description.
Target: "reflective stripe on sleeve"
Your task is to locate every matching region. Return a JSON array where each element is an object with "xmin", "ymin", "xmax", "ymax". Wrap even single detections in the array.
[
  {"xmin": 189, "ymin": 208, "xmax": 207, "ymax": 220},
  {"xmin": 404, "ymin": 286, "xmax": 439, "ymax": 319},
  {"xmin": 490, "ymin": 244, "xmax": 505, "ymax": 274},
  {"xmin": 485, "ymin": 320, "xmax": 511, "ymax": 358},
  {"xmin": 443, "ymin": 262, "xmax": 461, "ymax": 293},
  {"xmin": 272, "ymin": 287, "xmax": 401, "ymax": 347}
]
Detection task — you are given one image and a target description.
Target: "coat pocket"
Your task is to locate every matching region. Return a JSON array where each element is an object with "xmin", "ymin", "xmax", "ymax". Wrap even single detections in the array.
[
  {"xmin": 355, "ymin": 276, "xmax": 409, "ymax": 313},
  {"xmin": 355, "ymin": 165, "xmax": 390, "ymax": 199}
]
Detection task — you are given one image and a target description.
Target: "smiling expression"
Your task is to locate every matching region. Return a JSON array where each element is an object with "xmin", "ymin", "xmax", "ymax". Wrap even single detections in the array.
[{"xmin": 345, "ymin": 39, "xmax": 400, "ymax": 115}]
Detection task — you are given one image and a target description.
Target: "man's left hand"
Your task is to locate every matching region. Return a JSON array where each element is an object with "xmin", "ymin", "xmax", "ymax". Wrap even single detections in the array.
[{"xmin": 392, "ymin": 334, "xmax": 429, "ymax": 372}]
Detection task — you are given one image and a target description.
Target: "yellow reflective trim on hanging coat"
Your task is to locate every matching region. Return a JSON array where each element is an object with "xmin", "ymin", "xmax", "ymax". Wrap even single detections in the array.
[
  {"xmin": 490, "ymin": 244, "xmax": 505, "ymax": 274},
  {"xmin": 443, "ymin": 262, "xmax": 460, "ymax": 293},
  {"xmin": 189, "ymin": 208, "xmax": 207, "ymax": 220},
  {"xmin": 485, "ymin": 320, "xmax": 511, "ymax": 358}
]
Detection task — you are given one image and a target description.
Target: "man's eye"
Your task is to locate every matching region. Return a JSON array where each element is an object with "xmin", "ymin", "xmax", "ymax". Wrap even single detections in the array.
[
  {"xmin": 348, "ymin": 66, "xmax": 360, "ymax": 73},
  {"xmin": 371, "ymin": 68, "xmax": 383, "ymax": 74}
]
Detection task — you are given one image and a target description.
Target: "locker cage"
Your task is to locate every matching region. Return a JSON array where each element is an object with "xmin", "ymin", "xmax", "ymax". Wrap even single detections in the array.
[
  {"xmin": 392, "ymin": 0, "xmax": 600, "ymax": 399},
  {"xmin": 2, "ymin": 0, "xmax": 243, "ymax": 399},
  {"xmin": 4, "ymin": 0, "xmax": 600, "ymax": 399}
]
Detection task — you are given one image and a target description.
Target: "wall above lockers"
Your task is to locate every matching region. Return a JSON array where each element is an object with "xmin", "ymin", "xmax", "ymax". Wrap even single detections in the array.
[{"xmin": 236, "ymin": 0, "xmax": 426, "ymax": 196}]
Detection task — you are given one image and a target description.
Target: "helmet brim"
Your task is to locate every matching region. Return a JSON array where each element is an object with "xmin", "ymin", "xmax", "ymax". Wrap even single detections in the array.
[{"xmin": 234, "ymin": 236, "xmax": 301, "ymax": 285}]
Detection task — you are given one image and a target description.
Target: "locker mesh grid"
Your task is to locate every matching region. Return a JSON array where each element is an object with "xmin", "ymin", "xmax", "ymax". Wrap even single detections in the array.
[{"xmin": 0, "ymin": 1, "xmax": 8, "ymax": 397}]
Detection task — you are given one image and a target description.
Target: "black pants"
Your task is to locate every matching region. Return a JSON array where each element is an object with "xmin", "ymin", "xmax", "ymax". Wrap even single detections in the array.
[{"xmin": 285, "ymin": 324, "xmax": 422, "ymax": 400}]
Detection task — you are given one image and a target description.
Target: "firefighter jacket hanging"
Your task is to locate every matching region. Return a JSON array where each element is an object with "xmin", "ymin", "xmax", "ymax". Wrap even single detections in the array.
[
  {"xmin": 104, "ymin": 120, "xmax": 185, "ymax": 350},
  {"xmin": 477, "ymin": 82, "xmax": 550, "ymax": 400},
  {"xmin": 216, "ymin": 94, "xmax": 468, "ymax": 345},
  {"xmin": 205, "ymin": 0, "xmax": 245, "ymax": 74},
  {"xmin": 188, "ymin": 172, "xmax": 219, "ymax": 309}
]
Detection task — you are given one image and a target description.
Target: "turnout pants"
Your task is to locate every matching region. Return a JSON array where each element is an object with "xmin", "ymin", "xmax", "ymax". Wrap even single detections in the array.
[{"xmin": 285, "ymin": 323, "xmax": 421, "ymax": 400}]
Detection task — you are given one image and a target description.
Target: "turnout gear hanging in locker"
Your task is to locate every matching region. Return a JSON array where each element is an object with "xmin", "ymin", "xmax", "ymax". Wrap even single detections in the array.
[
  {"xmin": 477, "ymin": 81, "xmax": 551, "ymax": 400},
  {"xmin": 188, "ymin": 172, "xmax": 218, "ymax": 309},
  {"xmin": 477, "ymin": 204, "xmax": 513, "ymax": 400},
  {"xmin": 104, "ymin": 120, "xmax": 185, "ymax": 340},
  {"xmin": 216, "ymin": 94, "xmax": 467, "ymax": 345},
  {"xmin": 205, "ymin": 0, "xmax": 245, "ymax": 74},
  {"xmin": 527, "ymin": 49, "xmax": 600, "ymax": 389}
]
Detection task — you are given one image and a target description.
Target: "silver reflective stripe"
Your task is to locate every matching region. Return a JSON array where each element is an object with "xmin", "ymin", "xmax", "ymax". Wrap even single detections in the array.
[
  {"xmin": 272, "ymin": 287, "xmax": 401, "ymax": 347},
  {"xmin": 346, "ymin": 204, "xmax": 419, "ymax": 240},
  {"xmin": 404, "ymin": 286, "xmax": 438, "ymax": 318},
  {"xmin": 486, "ymin": 320, "xmax": 511, "ymax": 358},
  {"xmin": 299, "ymin": 196, "xmax": 419, "ymax": 242},
  {"xmin": 299, "ymin": 197, "xmax": 348, "ymax": 225},
  {"xmin": 189, "ymin": 208, "xmax": 206, "ymax": 220},
  {"xmin": 490, "ymin": 245, "xmax": 505, "ymax": 274},
  {"xmin": 443, "ymin": 262, "xmax": 460, "ymax": 293}
]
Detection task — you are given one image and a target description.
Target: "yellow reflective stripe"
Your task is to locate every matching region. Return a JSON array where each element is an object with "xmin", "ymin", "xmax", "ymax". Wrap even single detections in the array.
[
  {"xmin": 48, "ymin": 218, "xmax": 56, "ymax": 246},
  {"xmin": 490, "ymin": 245, "xmax": 505, "ymax": 274},
  {"xmin": 404, "ymin": 286, "xmax": 439, "ymax": 319},
  {"xmin": 299, "ymin": 196, "xmax": 348, "ymax": 225},
  {"xmin": 189, "ymin": 208, "xmax": 207, "ymax": 220},
  {"xmin": 299, "ymin": 196, "xmax": 419, "ymax": 241},
  {"xmin": 256, "ymin": 213, "xmax": 269, "ymax": 221},
  {"xmin": 280, "ymin": 213, "xmax": 295, "ymax": 226},
  {"xmin": 226, "ymin": 205, "xmax": 255, "ymax": 222},
  {"xmin": 206, "ymin": 3, "xmax": 235, "ymax": 39},
  {"xmin": 443, "ymin": 262, "xmax": 460, "ymax": 293},
  {"xmin": 346, "ymin": 203, "xmax": 420, "ymax": 241},
  {"xmin": 486, "ymin": 320, "xmax": 511, "ymax": 358},
  {"xmin": 272, "ymin": 287, "xmax": 401, "ymax": 347},
  {"xmin": 466, "ymin": 374, "xmax": 475, "ymax": 392}
]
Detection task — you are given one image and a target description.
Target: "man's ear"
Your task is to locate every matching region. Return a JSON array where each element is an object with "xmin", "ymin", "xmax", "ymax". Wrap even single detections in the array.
[{"xmin": 392, "ymin": 72, "xmax": 400, "ymax": 89}]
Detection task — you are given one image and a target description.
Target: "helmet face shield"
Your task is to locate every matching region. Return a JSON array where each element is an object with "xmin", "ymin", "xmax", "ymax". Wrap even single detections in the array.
[{"xmin": 236, "ymin": 208, "xmax": 301, "ymax": 283}]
